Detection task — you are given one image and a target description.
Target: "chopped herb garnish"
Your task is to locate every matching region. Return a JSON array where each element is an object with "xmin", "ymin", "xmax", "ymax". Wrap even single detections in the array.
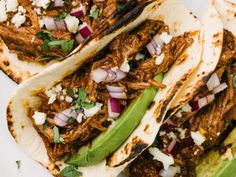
[
  {"xmin": 81, "ymin": 102, "xmax": 95, "ymax": 109},
  {"xmin": 16, "ymin": 160, "xmax": 21, "ymax": 169},
  {"xmin": 53, "ymin": 126, "xmax": 64, "ymax": 143},
  {"xmin": 37, "ymin": 30, "xmax": 54, "ymax": 40},
  {"xmin": 73, "ymin": 88, "xmax": 95, "ymax": 111},
  {"xmin": 148, "ymin": 29, "xmax": 156, "ymax": 36},
  {"xmin": 56, "ymin": 12, "xmax": 68, "ymax": 20},
  {"xmin": 42, "ymin": 39, "xmax": 50, "ymax": 51},
  {"xmin": 89, "ymin": 6, "xmax": 100, "ymax": 19},
  {"xmin": 233, "ymin": 74, "xmax": 236, "ymax": 89},
  {"xmin": 67, "ymin": 117, "xmax": 76, "ymax": 124},
  {"xmin": 48, "ymin": 40, "xmax": 74, "ymax": 53},
  {"xmin": 68, "ymin": 88, "xmax": 75, "ymax": 98},
  {"xmin": 60, "ymin": 165, "xmax": 82, "ymax": 177}
]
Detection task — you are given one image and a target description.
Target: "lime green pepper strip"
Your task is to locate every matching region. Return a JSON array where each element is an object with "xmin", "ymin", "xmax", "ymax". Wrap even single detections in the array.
[{"xmin": 66, "ymin": 73, "xmax": 164, "ymax": 166}]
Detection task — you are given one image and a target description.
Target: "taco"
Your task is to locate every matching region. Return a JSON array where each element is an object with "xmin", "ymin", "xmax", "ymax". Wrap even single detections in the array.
[
  {"xmin": 6, "ymin": 0, "xmax": 202, "ymax": 176},
  {"xmin": 128, "ymin": 2, "xmax": 236, "ymax": 177},
  {"xmin": 0, "ymin": 0, "xmax": 151, "ymax": 83}
]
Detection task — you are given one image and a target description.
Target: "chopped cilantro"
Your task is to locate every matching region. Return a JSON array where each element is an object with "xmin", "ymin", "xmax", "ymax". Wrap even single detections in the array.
[
  {"xmin": 68, "ymin": 88, "xmax": 75, "ymax": 98},
  {"xmin": 42, "ymin": 39, "xmax": 50, "ymax": 51},
  {"xmin": 53, "ymin": 127, "xmax": 64, "ymax": 143},
  {"xmin": 48, "ymin": 40, "xmax": 74, "ymax": 53},
  {"xmin": 16, "ymin": 160, "xmax": 21, "ymax": 169},
  {"xmin": 73, "ymin": 88, "xmax": 95, "ymax": 111},
  {"xmin": 60, "ymin": 165, "xmax": 82, "ymax": 177},
  {"xmin": 67, "ymin": 117, "xmax": 76, "ymax": 124},
  {"xmin": 89, "ymin": 6, "xmax": 100, "ymax": 19},
  {"xmin": 37, "ymin": 30, "xmax": 54, "ymax": 40},
  {"xmin": 56, "ymin": 12, "xmax": 68, "ymax": 20},
  {"xmin": 81, "ymin": 102, "xmax": 95, "ymax": 109},
  {"xmin": 148, "ymin": 29, "xmax": 156, "ymax": 36},
  {"xmin": 233, "ymin": 74, "xmax": 236, "ymax": 89}
]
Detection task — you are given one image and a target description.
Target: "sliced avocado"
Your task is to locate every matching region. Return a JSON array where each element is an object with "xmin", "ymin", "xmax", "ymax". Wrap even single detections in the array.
[
  {"xmin": 196, "ymin": 128, "xmax": 236, "ymax": 177},
  {"xmin": 66, "ymin": 73, "xmax": 164, "ymax": 166}
]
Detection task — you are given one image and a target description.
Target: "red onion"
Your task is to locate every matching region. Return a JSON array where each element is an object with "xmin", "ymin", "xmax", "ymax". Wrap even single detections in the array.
[
  {"xmin": 151, "ymin": 39, "xmax": 158, "ymax": 49},
  {"xmin": 189, "ymin": 101, "xmax": 199, "ymax": 111},
  {"xmin": 206, "ymin": 73, "xmax": 220, "ymax": 91},
  {"xmin": 56, "ymin": 112, "xmax": 69, "ymax": 122},
  {"xmin": 108, "ymin": 97, "xmax": 121, "ymax": 118},
  {"xmin": 75, "ymin": 33, "xmax": 85, "ymax": 44},
  {"xmin": 213, "ymin": 83, "xmax": 228, "ymax": 94},
  {"xmin": 71, "ymin": 5, "xmax": 86, "ymax": 18},
  {"xmin": 105, "ymin": 70, "xmax": 117, "ymax": 82},
  {"xmin": 54, "ymin": 19, "xmax": 67, "ymax": 30},
  {"xmin": 41, "ymin": 17, "xmax": 57, "ymax": 31},
  {"xmin": 54, "ymin": 116, "xmax": 67, "ymax": 127},
  {"xmin": 181, "ymin": 136, "xmax": 194, "ymax": 147},
  {"xmin": 113, "ymin": 69, "xmax": 127, "ymax": 82},
  {"xmin": 167, "ymin": 138, "xmax": 180, "ymax": 156},
  {"xmin": 109, "ymin": 92, "xmax": 127, "ymax": 99},
  {"xmin": 106, "ymin": 85, "xmax": 125, "ymax": 92},
  {"xmin": 161, "ymin": 119, "xmax": 176, "ymax": 132},
  {"xmin": 190, "ymin": 94, "xmax": 215, "ymax": 111},
  {"xmin": 78, "ymin": 23, "xmax": 92, "ymax": 39},
  {"xmin": 146, "ymin": 42, "xmax": 156, "ymax": 56},
  {"xmin": 62, "ymin": 108, "xmax": 78, "ymax": 118},
  {"xmin": 153, "ymin": 34, "xmax": 164, "ymax": 47},
  {"xmin": 54, "ymin": 0, "xmax": 64, "ymax": 7},
  {"xmin": 198, "ymin": 97, "xmax": 208, "ymax": 108},
  {"xmin": 91, "ymin": 68, "xmax": 108, "ymax": 83}
]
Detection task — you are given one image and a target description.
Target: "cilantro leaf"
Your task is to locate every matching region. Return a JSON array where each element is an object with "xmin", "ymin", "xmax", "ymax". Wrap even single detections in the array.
[
  {"xmin": 68, "ymin": 88, "xmax": 75, "ymax": 98},
  {"xmin": 60, "ymin": 166, "xmax": 82, "ymax": 177},
  {"xmin": 67, "ymin": 117, "xmax": 76, "ymax": 124},
  {"xmin": 76, "ymin": 88, "xmax": 87, "ymax": 106},
  {"xmin": 89, "ymin": 6, "xmax": 100, "ymax": 19},
  {"xmin": 37, "ymin": 30, "xmax": 54, "ymax": 40},
  {"xmin": 148, "ymin": 29, "xmax": 156, "ymax": 36},
  {"xmin": 233, "ymin": 74, "xmax": 236, "ymax": 89},
  {"xmin": 48, "ymin": 40, "xmax": 74, "ymax": 53},
  {"xmin": 16, "ymin": 160, "xmax": 21, "ymax": 169},
  {"xmin": 53, "ymin": 127, "xmax": 64, "ymax": 143},
  {"xmin": 81, "ymin": 102, "xmax": 95, "ymax": 109},
  {"xmin": 56, "ymin": 12, "xmax": 68, "ymax": 20}
]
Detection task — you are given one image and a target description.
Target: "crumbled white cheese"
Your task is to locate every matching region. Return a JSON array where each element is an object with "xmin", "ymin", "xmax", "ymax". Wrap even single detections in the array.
[
  {"xmin": 216, "ymin": 132, "xmax": 220, "ymax": 136},
  {"xmin": 0, "ymin": 1, "xmax": 7, "ymax": 22},
  {"xmin": 160, "ymin": 32, "xmax": 173, "ymax": 44},
  {"xmin": 167, "ymin": 132, "xmax": 177, "ymax": 140},
  {"xmin": 18, "ymin": 6, "xmax": 26, "ymax": 13},
  {"xmin": 175, "ymin": 110, "xmax": 182, "ymax": 118},
  {"xmin": 135, "ymin": 53, "xmax": 145, "ymax": 61},
  {"xmin": 83, "ymin": 103, "xmax": 103, "ymax": 117},
  {"xmin": 159, "ymin": 131, "xmax": 166, "ymax": 136},
  {"xmin": 221, "ymin": 148, "xmax": 233, "ymax": 160},
  {"xmin": 32, "ymin": 0, "xmax": 51, "ymax": 9},
  {"xmin": 48, "ymin": 93, "xmax": 57, "ymax": 104},
  {"xmin": 177, "ymin": 128, "xmax": 187, "ymax": 139},
  {"xmin": 62, "ymin": 89, "xmax": 67, "ymax": 95},
  {"xmin": 64, "ymin": 15, "xmax": 80, "ymax": 33},
  {"xmin": 182, "ymin": 104, "xmax": 192, "ymax": 112},
  {"xmin": 65, "ymin": 96, "xmax": 73, "ymax": 103},
  {"xmin": 34, "ymin": 8, "xmax": 41, "ymax": 15},
  {"xmin": 76, "ymin": 113, "xmax": 84, "ymax": 123},
  {"xmin": 11, "ymin": 6, "xmax": 26, "ymax": 28},
  {"xmin": 155, "ymin": 53, "xmax": 165, "ymax": 65},
  {"xmin": 32, "ymin": 111, "xmax": 47, "ymax": 125},
  {"xmin": 59, "ymin": 95, "xmax": 65, "ymax": 101},
  {"xmin": 55, "ymin": 84, "xmax": 62, "ymax": 93},
  {"xmin": 191, "ymin": 131, "xmax": 206, "ymax": 145},
  {"xmin": 120, "ymin": 58, "xmax": 130, "ymax": 73},
  {"xmin": 149, "ymin": 147, "xmax": 174, "ymax": 170},
  {"xmin": 6, "ymin": 0, "xmax": 18, "ymax": 12},
  {"xmin": 159, "ymin": 166, "xmax": 181, "ymax": 177}
]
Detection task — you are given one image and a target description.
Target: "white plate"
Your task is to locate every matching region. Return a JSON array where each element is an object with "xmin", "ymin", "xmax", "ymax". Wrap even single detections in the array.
[{"xmin": 0, "ymin": 0, "xmax": 209, "ymax": 176}]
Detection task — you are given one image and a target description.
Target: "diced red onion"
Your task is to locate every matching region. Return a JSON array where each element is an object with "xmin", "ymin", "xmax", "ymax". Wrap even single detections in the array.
[
  {"xmin": 159, "ymin": 166, "xmax": 181, "ymax": 177},
  {"xmin": 41, "ymin": 17, "xmax": 57, "ymax": 31},
  {"xmin": 153, "ymin": 34, "xmax": 164, "ymax": 47},
  {"xmin": 54, "ymin": 19, "xmax": 67, "ymax": 30},
  {"xmin": 198, "ymin": 97, "xmax": 208, "ymax": 109},
  {"xmin": 54, "ymin": 116, "xmax": 67, "ymax": 127},
  {"xmin": 56, "ymin": 112, "xmax": 69, "ymax": 122},
  {"xmin": 206, "ymin": 73, "xmax": 220, "ymax": 91},
  {"xmin": 189, "ymin": 101, "xmax": 199, "ymax": 111},
  {"xmin": 151, "ymin": 39, "xmax": 158, "ymax": 50},
  {"xmin": 146, "ymin": 42, "xmax": 156, "ymax": 56},
  {"xmin": 91, "ymin": 68, "xmax": 108, "ymax": 83},
  {"xmin": 54, "ymin": 0, "xmax": 64, "ymax": 7},
  {"xmin": 213, "ymin": 83, "xmax": 228, "ymax": 94},
  {"xmin": 78, "ymin": 23, "xmax": 92, "ymax": 39},
  {"xmin": 71, "ymin": 5, "xmax": 86, "ymax": 18},
  {"xmin": 161, "ymin": 119, "xmax": 176, "ymax": 132},
  {"xmin": 190, "ymin": 94, "xmax": 215, "ymax": 111},
  {"xmin": 62, "ymin": 108, "xmax": 78, "ymax": 119},
  {"xmin": 105, "ymin": 70, "xmax": 117, "ymax": 82},
  {"xmin": 75, "ymin": 33, "xmax": 85, "ymax": 44},
  {"xmin": 106, "ymin": 85, "xmax": 125, "ymax": 93},
  {"xmin": 109, "ymin": 92, "xmax": 127, "ymax": 99},
  {"xmin": 167, "ymin": 138, "xmax": 180, "ymax": 156},
  {"xmin": 181, "ymin": 136, "xmax": 194, "ymax": 147},
  {"xmin": 113, "ymin": 69, "xmax": 127, "ymax": 82},
  {"xmin": 108, "ymin": 97, "xmax": 121, "ymax": 118}
]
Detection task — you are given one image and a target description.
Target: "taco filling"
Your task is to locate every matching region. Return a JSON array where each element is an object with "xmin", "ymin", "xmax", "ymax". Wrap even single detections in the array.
[
  {"xmin": 27, "ymin": 19, "xmax": 193, "ymax": 165},
  {"xmin": 129, "ymin": 29, "xmax": 236, "ymax": 177},
  {"xmin": 0, "ymin": 0, "xmax": 146, "ymax": 62}
]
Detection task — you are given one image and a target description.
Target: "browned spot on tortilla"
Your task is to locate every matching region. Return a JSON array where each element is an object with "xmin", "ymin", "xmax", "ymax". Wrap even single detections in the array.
[
  {"xmin": 147, "ymin": 101, "xmax": 155, "ymax": 111},
  {"xmin": 21, "ymin": 125, "xmax": 25, "ymax": 129},
  {"xmin": 176, "ymin": 53, "xmax": 188, "ymax": 65},
  {"xmin": 227, "ymin": 9, "xmax": 236, "ymax": 15},
  {"xmin": 7, "ymin": 103, "xmax": 18, "ymax": 142},
  {"xmin": 3, "ymin": 60, "xmax": 9, "ymax": 66},
  {"xmin": 144, "ymin": 124, "xmax": 150, "ymax": 133},
  {"xmin": 108, "ymin": 136, "xmax": 148, "ymax": 167}
]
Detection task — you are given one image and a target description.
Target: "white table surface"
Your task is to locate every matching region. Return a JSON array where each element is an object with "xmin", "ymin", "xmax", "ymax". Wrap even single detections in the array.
[{"xmin": 0, "ymin": 0, "xmax": 209, "ymax": 176}]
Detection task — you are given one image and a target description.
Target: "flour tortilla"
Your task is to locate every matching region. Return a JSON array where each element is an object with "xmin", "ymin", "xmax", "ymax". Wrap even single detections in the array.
[{"xmin": 7, "ymin": 0, "xmax": 203, "ymax": 176}]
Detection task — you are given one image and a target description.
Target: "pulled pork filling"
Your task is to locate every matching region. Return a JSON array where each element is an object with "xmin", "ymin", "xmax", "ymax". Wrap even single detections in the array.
[
  {"xmin": 129, "ymin": 29, "xmax": 236, "ymax": 177},
  {"xmin": 0, "ymin": 0, "xmax": 144, "ymax": 62},
  {"xmin": 28, "ymin": 20, "xmax": 193, "ymax": 161}
]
